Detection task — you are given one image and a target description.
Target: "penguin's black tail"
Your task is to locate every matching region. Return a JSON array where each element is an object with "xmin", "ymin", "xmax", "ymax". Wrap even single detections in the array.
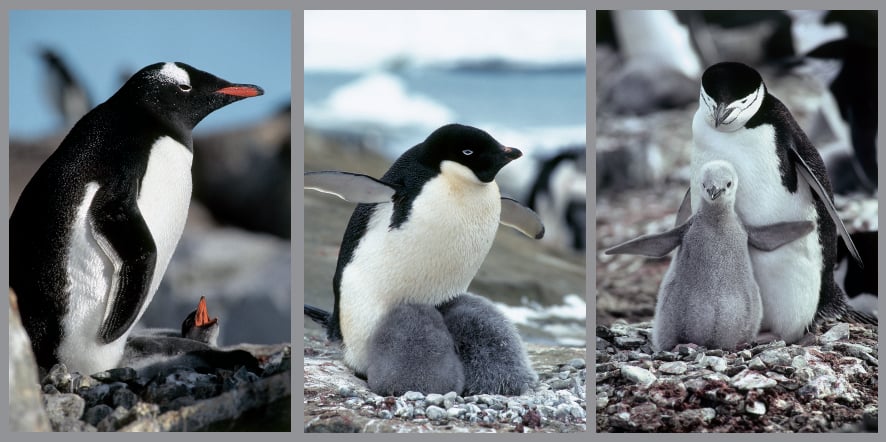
[
  {"xmin": 842, "ymin": 308, "xmax": 879, "ymax": 326},
  {"xmin": 304, "ymin": 304, "xmax": 332, "ymax": 327}
]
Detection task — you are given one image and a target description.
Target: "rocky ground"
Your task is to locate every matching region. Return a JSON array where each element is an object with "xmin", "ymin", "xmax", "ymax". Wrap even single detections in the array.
[
  {"xmin": 595, "ymin": 57, "xmax": 879, "ymax": 433},
  {"xmin": 303, "ymin": 330, "xmax": 586, "ymax": 433},
  {"xmin": 595, "ymin": 320, "xmax": 878, "ymax": 432}
]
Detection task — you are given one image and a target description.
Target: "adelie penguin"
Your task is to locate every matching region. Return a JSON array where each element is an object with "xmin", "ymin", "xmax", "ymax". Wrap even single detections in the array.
[
  {"xmin": 681, "ymin": 61, "xmax": 875, "ymax": 344},
  {"xmin": 304, "ymin": 124, "xmax": 541, "ymax": 396},
  {"xmin": 10, "ymin": 62, "xmax": 263, "ymax": 375}
]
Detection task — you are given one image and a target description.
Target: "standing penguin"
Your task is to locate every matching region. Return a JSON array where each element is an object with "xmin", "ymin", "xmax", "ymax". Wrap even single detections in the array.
[
  {"xmin": 607, "ymin": 160, "xmax": 814, "ymax": 351},
  {"xmin": 10, "ymin": 62, "xmax": 263, "ymax": 374},
  {"xmin": 304, "ymin": 124, "xmax": 543, "ymax": 392},
  {"xmin": 684, "ymin": 61, "xmax": 871, "ymax": 344}
]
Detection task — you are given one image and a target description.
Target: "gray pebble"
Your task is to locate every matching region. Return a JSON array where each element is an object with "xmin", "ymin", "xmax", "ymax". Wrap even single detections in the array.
[
  {"xmin": 426, "ymin": 405, "xmax": 447, "ymax": 420},
  {"xmin": 621, "ymin": 365, "xmax": 656, "ymax": 387},
  {"xmin": 567, "ymin": 358, "xmax": 586, "ymax": 369},
  {"xmin": 758, "ymin": 348, "xmax": 792, "ymax": 367},
  {"xmin": 615, "ymin": 336, "xmax": 646, "ymax": 348},
  {"xmin": 82, "ymin": 404, "xmax": 113, "ymax": 427},
  {"xmin": 403, "ymin": 391, "xmax": 425, "ymax": 401},
  {"xmin": 746, "ymin": 401, "xmax": 767, "ymax": 415},
  {"xmin": 731, "ymin": 372, "xmax": 777, "ymax": 390},
  {"xmin": 658, "ymin": 361, "xmax": 688, "ymax": 375},
  {"xmin": 820, "ymin": 323, "xmax": 850, "ymax": 343},
  {"xmin": 748, "ymin": 356, "xmax": 767, "ymax": 371},
  {"xmin": 92, "ymin": 367, "xmax": 137, "ymax": 383},
  {"xmin": 425, "ymin": 393, "xmax": 444, "ymax": 406}
]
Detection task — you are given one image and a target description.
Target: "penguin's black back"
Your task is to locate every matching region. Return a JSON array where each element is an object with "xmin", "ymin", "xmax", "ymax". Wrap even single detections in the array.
[{"xmin": 745, "ymin": 91, "xmax": 846, "ymax": 322}]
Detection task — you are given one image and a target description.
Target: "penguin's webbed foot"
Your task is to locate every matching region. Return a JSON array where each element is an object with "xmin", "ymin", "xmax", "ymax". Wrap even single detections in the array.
[
  {"xmin": 366, "ymin": 303, "xmax": 465, "ymax": 396},
  {"xmin": 438, "ymin": 293, "xmax": 537, "ymax": 396}
]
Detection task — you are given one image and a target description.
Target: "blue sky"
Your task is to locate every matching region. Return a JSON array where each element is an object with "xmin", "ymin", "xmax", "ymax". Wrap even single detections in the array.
[{"xmin": 9, "ymin": 10, "xmax": 291, "ymax": 139}]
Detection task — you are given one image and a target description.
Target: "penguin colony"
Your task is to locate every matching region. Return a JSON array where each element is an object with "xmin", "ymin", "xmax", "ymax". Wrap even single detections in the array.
[
  {"xmin": 10, "ymin": 62, "xmax": 263, "ymax": 374},
  {"xmin": 305, "ymin": 124, "xmax": 542, "ymax": 396},
  {"xmin": 609, "ymin": 61, "xmax": 876, "ymax": 350}
]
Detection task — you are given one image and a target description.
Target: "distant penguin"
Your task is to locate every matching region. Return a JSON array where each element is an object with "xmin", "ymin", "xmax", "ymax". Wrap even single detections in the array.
[
  {"xmin": 681, "ymin": 61, "xmax": 872, "ymax": 345},
  {"xmin": 835, "ymin": 230, "xmax": 878, "ymax": 318},
  {"xmin": 527, "ymin": 147, "xmax": 587, "ymax": 251},
  {"xmin": 10, "ymin": 62, "xmax": 263, "ymax": 374},
  {"xmin": 38, "ymin": 47, "xmax": 92, "ymax": 128},
  {"xmin": 608, "ymin": 160, "xmax": 815, "ymax": 351},
  {"xmin": 303, "ymin": 123, "xmax": 544, "ymax": 390}
]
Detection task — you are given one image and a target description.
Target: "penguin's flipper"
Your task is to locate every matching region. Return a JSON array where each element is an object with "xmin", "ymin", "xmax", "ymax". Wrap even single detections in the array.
[
  {"xmin": 500, "ymin": 197, "xmax": 545, "ymax": 239},
  {"xmin": 90, "ymin": 192, "xmax": 158, "ymax": 344},
  {"xmin": 604, "ymin": 221, "xmax": 690, "ymax": 258},
  {"xmin": 304, "ymin": 171, "xmax": 395, "ymax": 203},
  {"xmin": 675, "ymin": 188, "xmax": 692, "ymax": 227},
  {"xmin": 746, "ymin": 221, "xmax": 816, "ymax": 251},
  {"xmin": 304, "ymin": 304, "xmax": 331, "ymax": 327},
  {"xmin": 787, "ymin": 148, "xmax": 863, "ymax": 267}
]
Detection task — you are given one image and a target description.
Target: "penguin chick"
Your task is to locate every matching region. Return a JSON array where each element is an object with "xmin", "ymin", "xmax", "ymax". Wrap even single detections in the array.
[
  {"xmin": 608, "ymin": 160, "xmax": 815, "ymax": 351},
  {"xmin": 437, "ymin": 293, "xmax": 537, "ymax": 395},
  {"xmin": 10, "ymin": 62, "xmax": 263, "ymax": 374},
  {"xmin": 365, "ymin": 303, "xmax": 464, "ymax": 396},
  {"xmin": 303, "ymin": 123, "xmax": 544, "ymax": 376},
  {"xmin": 181, "ymin": 295, "xmax": 220, "ymax": 347}
]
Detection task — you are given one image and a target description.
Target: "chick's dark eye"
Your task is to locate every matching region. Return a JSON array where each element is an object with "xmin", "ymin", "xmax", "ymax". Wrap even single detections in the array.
[
  {"xmin": 727, "ymin": 181, "xmax": 732, "ymax": 188},
  {"xmin": 462, "ymin": 149, "xmax": 473, "ymax": 156},
  {"xmin": 179, "ymin": 84, "xmax": 192, "ymax": 92}
]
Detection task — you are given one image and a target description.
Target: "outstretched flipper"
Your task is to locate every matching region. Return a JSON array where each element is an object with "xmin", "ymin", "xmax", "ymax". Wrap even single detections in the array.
[
  {"xmin": 304, "ymin": 304, "xmax": 332, "ymax": 328},
  {"xmin": 500, "ymin": 197, "xmax": 545, "ymax": 239},
  {"xmin": 786, "ymin": 148, "xmax": 862, "ymax": 267},
  {"xmin": 604, "ymin": 221, "xmax": 690, "ymax": 258},
  {"xmin": 746, "ymin": 221, "xmax": 815, "ymax": 251},
  {"xmin": 675, "ymin": 188, "xmax": 692, "ymax": 227},
  {"xmin": 304, "ymin": 171, "xmax": 396, "ymax": 204}
]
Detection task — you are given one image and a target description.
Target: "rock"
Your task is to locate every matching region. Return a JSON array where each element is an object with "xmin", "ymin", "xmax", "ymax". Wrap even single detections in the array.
[
  {"xmin": 757, "ymin": 348, "xmax": 792, "ymax": 367},
  {"xmin": 746, "ymin": 401, "xmax": 766, "ymax": 416},
  {"xmin": 676, "ymin": 408, "xmax": 716, "ymax": 429},
  {"xmin": 43, "ymin": 394, "xmax": 86, "ymax": 431},
  {"xmin": 426, "ymin": 406, "xmax": 447, "ymax": 421},
  {"xmin": 731, "ymin": 371, "xmax": 777, "ymax": 390},
  {"xmin": 621, "ymin": 365, "xmax": 657, "ymax": 387},
  {"xmin": 83, "ymin": 404, "xmax": 114, "ymax": 427},
  {"xmin": 658, "ymin": 361, "xmax": 687, "ymax": 375},
  {"xmin": 8, "ymin": 290, "xmax": 51, "ymax": 432},
  {"xmin": 748, "ymin": 356, "xmax": 766, "ymax": 371},
  {"xmin": 820, "ymin": 323, "xmax": 850, "ymax": 343}
]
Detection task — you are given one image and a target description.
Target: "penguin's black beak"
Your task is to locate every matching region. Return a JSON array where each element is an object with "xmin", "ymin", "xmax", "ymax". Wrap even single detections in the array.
[
  {"xmin": 502, "ymin": 146, "xmax": 522, "ymax": 161},
  {"xmin": 707, "ymin": 185, "xmax": 724, "ymax": 200},
  {"xmin": 216, "ymin": 84, "xmax": 264, "ymax": 98},
  {"xmin": 713, "ymin": 102, "xmax": 733, "ymax": 128}
]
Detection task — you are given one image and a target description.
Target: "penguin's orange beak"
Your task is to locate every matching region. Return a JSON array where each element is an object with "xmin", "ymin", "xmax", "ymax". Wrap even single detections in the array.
[
  {"xmin": 195, "ymin": 296, "xmax": 219, "ymax": 327},
  {"xmin": 217, "ymin": 85, "xmax": 264, "ymax": 98}
]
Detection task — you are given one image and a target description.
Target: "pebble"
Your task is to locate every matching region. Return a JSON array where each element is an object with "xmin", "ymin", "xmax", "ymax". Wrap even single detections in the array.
[
  {"xmin": 426, "ymin": 405, "xmax": 447, "ymax": 421},
  {"xmin": 748, "ymin": 357, "xmax": 766, "ymax": 371},
  {"xmin": 425, "ymin": 393, "xmax": 444, "ymax": 406},
  {"xmin": 746, "ymin": 401, "xmax": 766, "ymax": 416},
  {"xmin": 731, "ymin": 372, "xmax": 777, "ymax": 390},
  {"xmin": 658, "ymin": 361, "xmax": 687, "ymax": 375},
  {"xmin": 403, "ymin": 391, "xmax": 425, "ymax": 401},
  {"xmin": 621, "ymin": 365, "xmax": 657, "ymax": 387},
  {"xmin": 820, "ymin": 323, "xmax": 850, "ymax": 343}
]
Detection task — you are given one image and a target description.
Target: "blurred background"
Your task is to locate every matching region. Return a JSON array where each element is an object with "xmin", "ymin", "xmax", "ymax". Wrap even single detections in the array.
[
  {"xmin": 8, "ymin": 10, "xmax": 292, "ymax": 346},
  {"xmin": 303, "ymin": 10, "xmax": 588, "ymax": 347},
  {"xmin": 596, "ymin": 10, "xmax": 878, "ymax": 326}
]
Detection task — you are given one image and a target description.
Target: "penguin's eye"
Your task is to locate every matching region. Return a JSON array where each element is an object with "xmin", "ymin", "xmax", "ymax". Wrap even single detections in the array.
[
  {"xmin": 179, "ymin": 84, "xmax": 192, "ymax": 92},
  {"xmin": 727, "ymin": 181, "xmax": 732, "ymax": 188},
  {"xmin": 462, "ymin": 149, "xmax": 473, "ymax": 156}
]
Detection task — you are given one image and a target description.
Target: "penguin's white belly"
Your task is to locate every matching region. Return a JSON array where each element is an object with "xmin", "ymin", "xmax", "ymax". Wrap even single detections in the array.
[
  {"xmin": 58, "ymin": 136, "xmax": 192, "ymax": 374},
  {"xmin": 339, "ymin": 175, "xmax": 501, "ymax": 373},
  {"xmin": 692, "ymin": 120, "xmax": 821, "ymax": 342}
]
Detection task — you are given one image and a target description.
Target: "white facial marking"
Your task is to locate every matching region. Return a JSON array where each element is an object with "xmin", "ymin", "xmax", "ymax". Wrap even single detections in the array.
[
  {"xmin": 700, "ymin": 83, "xmax": 765, "ymax": 132},
  {"xmin": 158, "ymin": 62, "xmax": 191, "ymax": 87}
]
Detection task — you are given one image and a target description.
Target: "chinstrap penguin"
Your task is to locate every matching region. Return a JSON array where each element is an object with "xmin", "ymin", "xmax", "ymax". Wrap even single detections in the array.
[
  {"xmin": 10, "ymin": 62, "xmax": 263, "ymax": 374},
  {"xmin": 608, "ymin": 160, "xmax": 815, "ymax": 351},
  {"xmin": 304, "ymin": 123, "xmax": 543, "ymax": 393},
  {"xmin": 680, "ymin": 61, "xmax": 873, "ymax": 344}
]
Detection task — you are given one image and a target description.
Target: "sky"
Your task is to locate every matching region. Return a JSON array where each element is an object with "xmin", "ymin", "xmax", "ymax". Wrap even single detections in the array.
[
  {"xmin": 9, "ymin": 10, "xmax": 291, "ymax": 139},
  {"xmin": 304, "ymin": 10, "xmax": 586, "ymax": 72}
]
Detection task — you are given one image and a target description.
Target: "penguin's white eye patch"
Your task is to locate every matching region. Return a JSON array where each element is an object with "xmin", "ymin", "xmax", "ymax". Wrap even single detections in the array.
[{"xmin": 462, "ymin": 149, "xmax": 473, "ymax": 156}]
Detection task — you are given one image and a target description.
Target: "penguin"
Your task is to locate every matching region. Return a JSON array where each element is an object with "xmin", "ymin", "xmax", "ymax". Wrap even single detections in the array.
[
  {"xmin": 303, "ymin": 123, "xmax": 544, "ymax": 383},
  {"xmin": 121, "ymin": 296, "xmax": 258, "ymax": 379},
  {"xmin": 10, "ymin": 62, "xmax": 263, "ymax": 375},
  {"xmin": 835, "ymin": 230, "xmax": 878, "ymax": 318},
  {"xmin": 38, "ymin": 47, "xmax": 92, "ymax": 128},
  {"xmin": 526, "ymin": 147, "xmax": 587, "ymax": 251},
  {"xmin": 607, "ymin": 160, "xmax": 815, "ymax": 351},
  {"xmin": 681, "ymin": 61, "xmax": 871, "ymax": 345}
]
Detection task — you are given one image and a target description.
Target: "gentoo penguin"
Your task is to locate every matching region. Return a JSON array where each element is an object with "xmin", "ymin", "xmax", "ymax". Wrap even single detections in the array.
[
  {"xmin": 181, "ymin": 295, "xmax": 220, "ymax": 346},
  {"xmin": 607, "ymin": 160, "xmax": 815, "ymax": 351},
  {"xmin": 10, "ymin": 62, "xmax": 263, "ymax": 374},
  {"xmin": 682, "ymin": 61, "xmax": 872, "ymax": 344},
  {"xmin": 303, "ymin": 123, "xmax": 544, "ymax": 385}
]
